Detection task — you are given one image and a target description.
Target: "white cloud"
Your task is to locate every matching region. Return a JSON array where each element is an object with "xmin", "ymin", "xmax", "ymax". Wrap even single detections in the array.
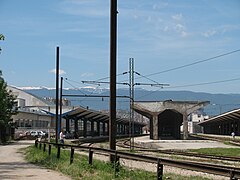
[
  {"xmin": 81, "ymin": 72, "xmax": 94, "ymax": 78},
  {"xmin": 181, "ymin": 31, "xmax": 188, "ymax": 37},
  {"xmin": 163, "ymin": 26, "xmax": 169, "ymax": 32},
  {"xmin": 172, "ymin": 13, "xmax": 183, "ymax": 21},
  {"xmin": 49, "ymin": 69, "xmax": 66, "ymax": 75},
  {"xmin": 175, "ymin": 24, "xmax": 185, "ymax": 30},
  {"xmin": 202, "ymin": 30, "xmax": 217, "ymax": 38},
  {"xmin": 153, "ymin": 2, "xmax": 168, "ymax": 10},
  {"xmin": 57, "ymin": 0, "xmax": 109, "ymax": 18},
  {"xmin": 174, "ymin": 23, "xmax": 188, "ymax": 37}
]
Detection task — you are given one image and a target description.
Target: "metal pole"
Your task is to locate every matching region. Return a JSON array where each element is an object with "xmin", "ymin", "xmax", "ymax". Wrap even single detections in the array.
[
  {"xmin": 60, "ymin": 77, "xmax": 63, "ymax": 131},
  {"xmin": 129, "ymin": 58, "xmax": 134, "ymax": 150},
  {"xmin": 109, "ymin": 0, "xmax": 117, "ymax": 162},
  {"xmin": 129, "ymin": 59, "xmax": 131, "ymax": 150},
  {"xmin": 55, "ymin": 46, "xmax": 59, "ymax": 144}
]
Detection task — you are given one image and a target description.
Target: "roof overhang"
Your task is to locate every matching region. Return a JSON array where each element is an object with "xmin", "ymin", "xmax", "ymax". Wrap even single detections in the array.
[
  {"xmin": 199, "ymin": 108, "xmax": 240, "ymax": 126},
  {"xmin": 61, "ymin": 106, "xmax": 147, "ymax": 126}
]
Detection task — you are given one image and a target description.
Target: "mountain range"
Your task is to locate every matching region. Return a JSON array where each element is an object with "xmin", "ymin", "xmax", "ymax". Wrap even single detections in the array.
[{"xmin": 20, "ymin": 86, "xmax": 240, "ymax": 117}]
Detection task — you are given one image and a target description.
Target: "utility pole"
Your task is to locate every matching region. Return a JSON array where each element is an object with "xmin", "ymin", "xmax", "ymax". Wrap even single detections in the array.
[
  {"xmin": 55, "ymin": 46, "xmax": 59, "ymax": 144},
  {"xmin": 60, "ymin": 77, "xmax": 63, "ymax": 131},
  {"xmin": 129, "ymin": 58, "xmax": 134, "ymax": 151},
  {"xmin": 109, "ymin": 0, "xmax": 117, "ymax": 162}
]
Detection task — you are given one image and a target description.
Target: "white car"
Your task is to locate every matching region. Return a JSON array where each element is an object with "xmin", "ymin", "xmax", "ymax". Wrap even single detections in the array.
[{"xmin": 30, "ymin": 130, "xmax": 45, "ymax": 137}]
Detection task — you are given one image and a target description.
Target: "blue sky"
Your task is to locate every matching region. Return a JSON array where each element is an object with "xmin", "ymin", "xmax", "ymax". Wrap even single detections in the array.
[{"xmin": 0, "ymin": 0, "xmax": 240, "ymax": 93}]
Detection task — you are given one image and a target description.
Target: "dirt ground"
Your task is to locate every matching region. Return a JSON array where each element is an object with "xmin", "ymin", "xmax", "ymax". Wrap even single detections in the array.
[
  {"xmin": 0, "ymin": 138, "xmax": 231, "ymax": 180},
  {"xmin": 0, "ymin": 140, "xmax": 71, "ymax": 180}
]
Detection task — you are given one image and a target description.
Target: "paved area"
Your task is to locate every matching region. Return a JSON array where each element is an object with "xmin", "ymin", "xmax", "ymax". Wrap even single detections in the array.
[
  {"xmin": 0, "ymin": 140, "xmax": 71, "ymax": 180},
  {"xmin": 135, "ymin": 135, "xmax": 238, "ymax": 150}
]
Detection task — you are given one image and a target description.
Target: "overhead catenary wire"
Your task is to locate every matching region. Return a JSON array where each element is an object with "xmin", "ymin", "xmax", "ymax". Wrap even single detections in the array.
[
  {"xmin": 64, "ymin": 78, "xmax": 132, "ymax": 104},
  {"xmin": 114, "ymin": 49, "xmax": 240, "ymax": 83},
  {"xmin": 166, "ymin": 77, "xmax": 240, "ymax": 89},
  {"xmin": 136, "ymin": 77, "xmax": 240, "ymax": 100},
  {"xmin": 64, "ymin": 49, "xmax": 240, "ymax": 101},
  {"xmin": 135, "ymin": 72, "xmax": 159, "ymax": 84},
  {"xmin": 95, "ymin": 72, "xmax": 127, "ymax": 81},
  {"xmin": 139, "ymin": 49, "xmax": 240, "ymax": 78},
  {"xmin": 64, "ymin": 78, "xmax": 102, "ymax": 104},
  {"xmin": 63, "ymin": 79, "xmax": 87, "ymax": 95}
]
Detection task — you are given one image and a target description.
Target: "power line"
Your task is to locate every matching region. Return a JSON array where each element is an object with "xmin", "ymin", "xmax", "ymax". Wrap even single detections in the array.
[
  {"xmin": 135, "ymin": 72, "xmax": 159, "ymax": 84},
  {"xmin": 167, "ymin": 77, "xmax": 240, "ymax": 89},
  {"xmin": 65, "ymin": 78, "xmax": 106, "ymax": 103},
  {"xmin": 65, "ymin": 78, "xmax": 85, "ymax": 86},
  {"xmin": 66, "ymin": 49, "xmax": 240, "ymax": 89},
  {"xmin": 135, "ymin": 49, "xmax": 240, "ymax": 80},
  {"xmin": 136, "ymin": 77, "xmax": 240, "ymax": 100},
  {"xmin": 96, "ymin": 72, "xmax": 126, "ymax": 81},
  {"xmin": 63, "ymin": 79, "xmax": 87, "ymax": 95}
]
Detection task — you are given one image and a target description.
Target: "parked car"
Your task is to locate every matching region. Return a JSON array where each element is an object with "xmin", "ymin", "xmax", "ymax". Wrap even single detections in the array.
[
  {"xmin": 30, "ymin": 130, "xmax": 46, "ymax": 137},
  {"xmin": 30, "ymin": 131, "xmax": 38, "ymax": 137}
]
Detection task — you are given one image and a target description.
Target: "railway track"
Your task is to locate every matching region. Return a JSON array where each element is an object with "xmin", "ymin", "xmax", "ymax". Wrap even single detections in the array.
[
  {"xmin": 116, "ymin": 139, "xmax": 240, "ymax": 163},
  {"xmin": 39, "ymin": 140, "xmax": 240, "ymax": 179}
]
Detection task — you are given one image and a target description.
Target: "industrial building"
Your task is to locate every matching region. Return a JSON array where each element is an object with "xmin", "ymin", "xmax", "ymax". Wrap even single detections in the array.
[{"xmin": 7, "ymin": 86, "xmax": 54, "ymax": 132}]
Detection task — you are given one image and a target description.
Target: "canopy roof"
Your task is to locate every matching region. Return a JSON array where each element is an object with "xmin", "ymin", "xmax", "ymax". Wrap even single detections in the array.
[
  {"xmin": 199, "ymin": 108, "xmax": 240, "ymax": 126},
  {"xmin": 62, "ymin": 106, "xmax": 146, "ymax": 126}
]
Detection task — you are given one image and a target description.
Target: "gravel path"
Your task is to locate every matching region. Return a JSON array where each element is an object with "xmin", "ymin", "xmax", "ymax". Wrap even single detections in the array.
[{"xmin": 0, "ymin": 140, "xmax": 71, "ymax": 180}]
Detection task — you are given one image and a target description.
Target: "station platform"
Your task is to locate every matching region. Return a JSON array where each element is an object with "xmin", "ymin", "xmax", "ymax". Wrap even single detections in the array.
[{"xmin": 134, "ymin": 135, "xmax": 237, "ymax": 150}]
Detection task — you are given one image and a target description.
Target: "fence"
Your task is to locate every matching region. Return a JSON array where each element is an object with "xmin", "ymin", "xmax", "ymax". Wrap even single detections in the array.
[{"xmin": 35, "ymin": 141, "xmax": 240, "ymax": 180}]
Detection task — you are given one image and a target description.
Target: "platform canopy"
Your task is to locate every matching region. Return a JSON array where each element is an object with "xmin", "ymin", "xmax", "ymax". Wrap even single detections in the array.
[
  {"xmin": 199, "ymin": 108, "xmax": 240, "ymax": 126},
  {"xmin": 62, "ymin": 106, "xmax": 146, "ymax": 126},
  {"xmin": 132, "ymin": 100, "xmax": 209, "ymax": 140}
]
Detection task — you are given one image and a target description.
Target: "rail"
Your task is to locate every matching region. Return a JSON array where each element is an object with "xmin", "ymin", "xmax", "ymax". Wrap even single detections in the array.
[
  {"xmin": 35, "ymin": 141, "xmax": 240, "ymax": 180},
  {"xmin": 116, "ymin": 139, "xmax": 240, "ymax": 162}
]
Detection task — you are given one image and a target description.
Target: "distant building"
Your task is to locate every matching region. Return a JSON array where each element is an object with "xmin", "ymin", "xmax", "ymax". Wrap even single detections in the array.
[
  {"xmin": 7, "ymin": 86, "xmax": 75, "ymax": 136},
  {"xmin": 7, "ymin": 86, "xmax": 53, "ymax": 133},
  {"xmin": 187, "ymin": 109, "xmax": 209, "ymax": 133}
]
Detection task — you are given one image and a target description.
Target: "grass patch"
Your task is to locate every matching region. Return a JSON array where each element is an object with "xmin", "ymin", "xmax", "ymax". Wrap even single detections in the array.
[
  {"xmin": 189, "ymin": 148, "xmax": 240, "ymax": 157},
  {"xmin": 24, "ymin": 145, "xmax": 211, "ymax": 180}
]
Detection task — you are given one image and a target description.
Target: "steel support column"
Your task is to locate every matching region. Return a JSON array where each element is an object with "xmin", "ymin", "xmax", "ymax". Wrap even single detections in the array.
[{"xmin": 129, "ymin": 58, "xmax": 134, "ymax": 150}]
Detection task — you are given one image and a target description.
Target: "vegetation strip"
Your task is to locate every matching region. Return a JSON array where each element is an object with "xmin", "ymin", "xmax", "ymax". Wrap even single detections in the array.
[
  {"xmin": 35, "ymin": 141, "xmax": 240, "ymax": 179},
  {"xmin": 25, "ymin": 145, "xmax": 212, "ymax": 180}
]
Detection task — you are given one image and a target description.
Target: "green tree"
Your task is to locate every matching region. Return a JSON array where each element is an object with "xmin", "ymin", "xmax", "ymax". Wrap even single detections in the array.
[
  {"xmin": 0, "ymin": 74, "xmax": 17, "ymax": 143},
  {"xmin": 0, "ymin": 34, "xmax": 4, "ymax": 53}
]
